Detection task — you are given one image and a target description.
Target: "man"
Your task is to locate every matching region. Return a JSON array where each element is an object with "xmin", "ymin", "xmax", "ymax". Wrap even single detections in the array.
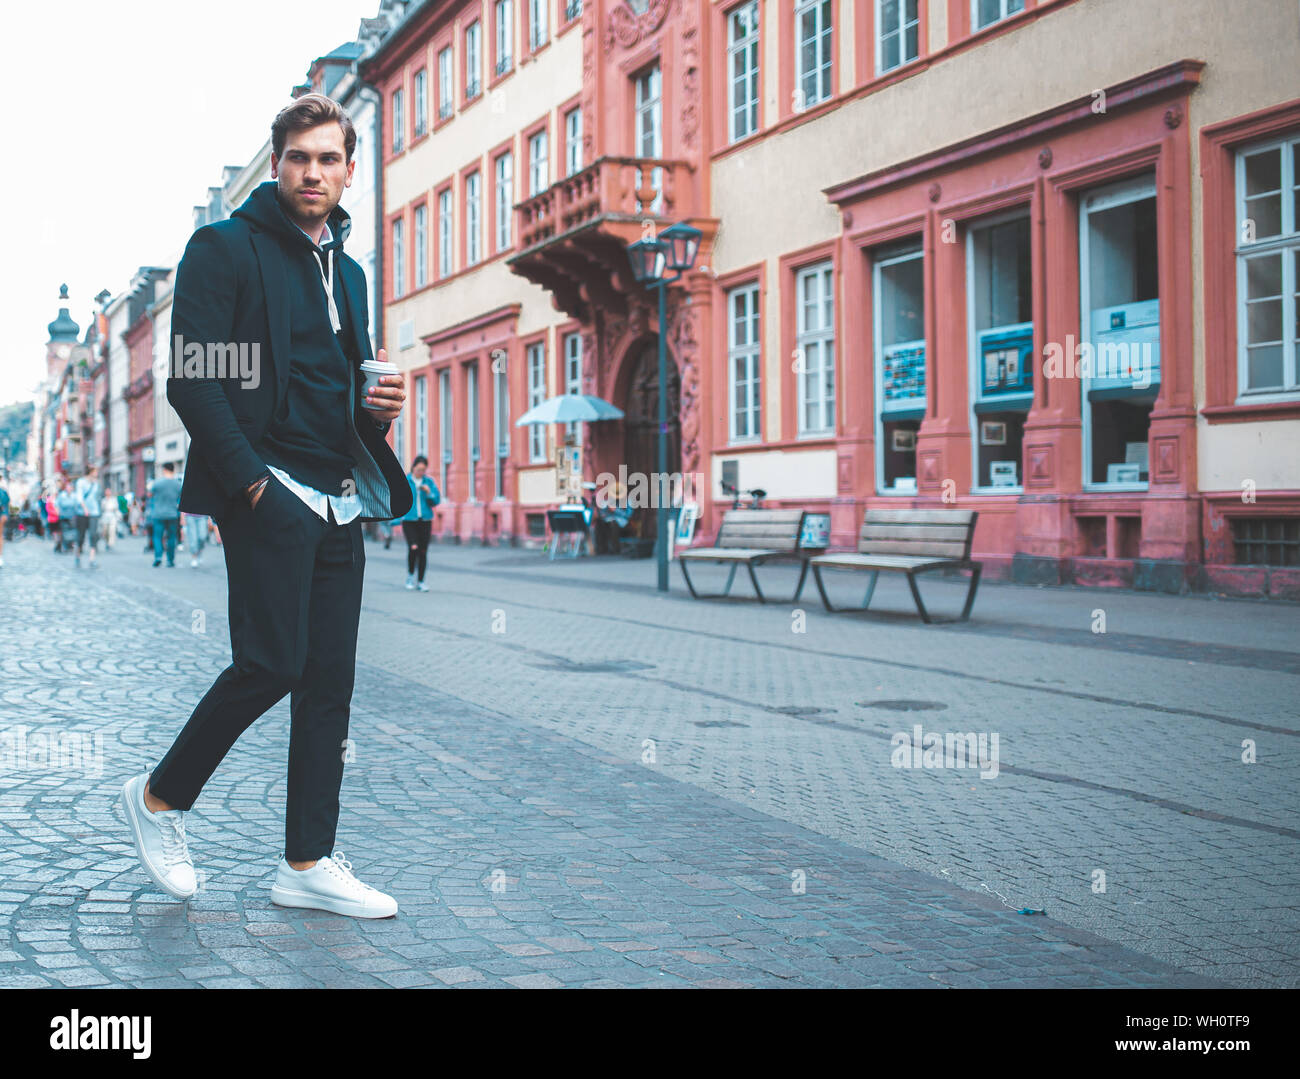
[
  {"xmin": 120, "ymin": 94, "xmax": 412, "ymax": 918},
  {"xmin": 73, "ymin": 465, "xmax": 103, "ymax": 570},
  {"xmin": 147, "ymin": 463, "xmax": 182, "ymax": 567},
  {"xmin": 99, "ymin": 481, "xmax": 119, "ymax": 551},
  {"xmin": 0, "ymin": 482, "xmax": 8, "ymax": 566}
]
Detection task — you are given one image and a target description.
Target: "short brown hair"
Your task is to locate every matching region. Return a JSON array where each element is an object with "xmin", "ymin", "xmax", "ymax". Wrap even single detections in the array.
[{"xmin": 271, "ymin": 93, "xmax": 356, "ymax": 163}]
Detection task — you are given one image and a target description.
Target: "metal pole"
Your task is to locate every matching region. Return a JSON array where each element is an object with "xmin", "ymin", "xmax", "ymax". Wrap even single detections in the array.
[{"xmin": 656, "ymin": 279, "xmax": 668, "ymax": 592}]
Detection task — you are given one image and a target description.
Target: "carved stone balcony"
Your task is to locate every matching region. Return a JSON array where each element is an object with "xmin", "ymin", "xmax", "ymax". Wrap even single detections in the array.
[{"xmin": 507, "ymin": 155, "xmax": 697, "ymax": 322}]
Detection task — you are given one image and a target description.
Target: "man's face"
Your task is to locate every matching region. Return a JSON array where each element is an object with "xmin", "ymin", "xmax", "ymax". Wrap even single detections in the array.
[
  {"xmin": 412, "ymin": 463, "xmax": 427, "ymax": 478},
  {"xmin": 271, "ymin": 123, "xmax": 354, "ymax": 225}
]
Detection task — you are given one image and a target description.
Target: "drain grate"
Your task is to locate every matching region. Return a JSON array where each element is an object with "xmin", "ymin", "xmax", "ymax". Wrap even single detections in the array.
[
  {"xmin": 530, "ymin": 659, "xmax": 656, "ymax": 673},
  {"xmin": 855, "ymin": 699, "xmax": 948, "ymax": 712}
]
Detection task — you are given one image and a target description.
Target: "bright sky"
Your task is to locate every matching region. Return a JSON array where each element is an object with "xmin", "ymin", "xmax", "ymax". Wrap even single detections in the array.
[{"xmin": 0, "ymin": 0, "xmax": 376, "ymax": 409}]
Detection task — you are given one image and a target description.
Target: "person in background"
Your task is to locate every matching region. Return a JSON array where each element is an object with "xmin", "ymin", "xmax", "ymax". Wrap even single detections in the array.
[
  {"xmin": 73, "ymin": 465, "xmax": 103, "ymax": 570},
  {"xmin": 149, "ymin": 462, "xmax": 183, "ymax": 567},
  {"xmin": 0, "ymin": 482, "xmax": 9, "ymax": 566},
  {"xmin": 127, "ymin": 492, "xmax": 141, "ymax": 539},
  {"xmin": 55, "ymin": 480, "xmax": 78, "ymax": 554},
  {"xmin": 183, "ymin": 510, "xmax": 209, "ymax": 568},
  {"xmin": 99, "ymin": 483, "xmax": 120, "ymax": 551},
  {"xmin": 400, "ymin": 454, "xmax": 439, "ymax": 591}
]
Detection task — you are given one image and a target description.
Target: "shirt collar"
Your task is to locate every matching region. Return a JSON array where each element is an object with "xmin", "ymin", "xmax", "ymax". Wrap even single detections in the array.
[{"xmin": 297, "ymin": 219, "xmax": 332, "ymax": 247}]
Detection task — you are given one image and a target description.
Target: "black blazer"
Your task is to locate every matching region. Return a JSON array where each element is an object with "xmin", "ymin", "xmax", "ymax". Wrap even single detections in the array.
[{"xmin": 165, "ymin": 218, "xmax": 413, "ymax": 523}]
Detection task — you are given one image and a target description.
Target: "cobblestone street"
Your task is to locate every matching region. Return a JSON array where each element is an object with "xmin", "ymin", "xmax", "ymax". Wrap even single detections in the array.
[{"xmin": 1, "ymin": 534, "xmax": 1295, "ymax": 988}]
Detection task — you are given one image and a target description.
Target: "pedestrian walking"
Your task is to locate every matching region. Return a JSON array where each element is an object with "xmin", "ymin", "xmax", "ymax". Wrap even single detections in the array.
[
  {"xmin": 73, "ymin": 465, "xmax": 102, "ymax": 570},
  {"xmin": 400, "ymin": 455, "xmax": 439, "ymax": 591},
  {"xmin": 121, "ymin": 94, "xmax": 412, "ymax": 919},
  {"xmin": 0, "ymin": 483, "xmax": 9, "ymax": 567},
  {"xmin": 99, "ymin": 484, "xmax": 120, "ymax": 551},
  {"xmin": 149, "ymin": 463, "xmax": 182, "ymax": 567},
  {"xmin": 183, "ymin": 511, "xmax": 209, "ymax": 567},
  {"xmin": 54, "ymin": 481, "xmax": 77, "ymax": 554}
]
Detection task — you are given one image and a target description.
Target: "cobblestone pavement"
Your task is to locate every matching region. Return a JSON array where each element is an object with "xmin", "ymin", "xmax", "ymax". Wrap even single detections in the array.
[{"xmin": 2, "ymin": 530, "xmax": 1294, "ymax": 987}]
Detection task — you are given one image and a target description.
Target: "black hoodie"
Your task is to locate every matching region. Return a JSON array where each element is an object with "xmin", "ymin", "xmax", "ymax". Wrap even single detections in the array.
[{"xmin": 230, "ymin": 180, "xmax": 358, "ymax": 497}]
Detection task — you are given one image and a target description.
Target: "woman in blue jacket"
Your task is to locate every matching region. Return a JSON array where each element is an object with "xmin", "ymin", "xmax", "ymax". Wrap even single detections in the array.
[{"xmin": 400, "ymin": 455, "xmax": 440, "ymax": 591}]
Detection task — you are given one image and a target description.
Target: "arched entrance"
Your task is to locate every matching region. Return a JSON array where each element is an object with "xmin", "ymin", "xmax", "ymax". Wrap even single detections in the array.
[{"xmin": 622, "ymin": 337, "xmax": 681, "ymax": 543}]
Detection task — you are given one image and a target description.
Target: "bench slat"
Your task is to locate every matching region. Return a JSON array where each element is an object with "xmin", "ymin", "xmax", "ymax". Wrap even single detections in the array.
[
  {"xmin": 859, "ymin": 539, "xmax": 971, "ymax": 558},
  {"xmin": 860, "ymin": 523, "xmax": 973, "ymax": 542},
  {"xmin": 863, "ymin": 509, "xmax": 977, "ymax": 525}
]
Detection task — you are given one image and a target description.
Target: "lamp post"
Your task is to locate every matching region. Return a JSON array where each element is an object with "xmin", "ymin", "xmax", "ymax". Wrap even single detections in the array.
[{"xmin": 626, "ymin": 221, "xmax": 702, "ymax": 592}]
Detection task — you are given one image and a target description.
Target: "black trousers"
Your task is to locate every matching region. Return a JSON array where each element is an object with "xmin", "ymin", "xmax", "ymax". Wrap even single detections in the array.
[
  {"xmin": 402, "ymin": 518, "xmax": 432, "ymax": 580},
  {"xmin": 149, "ymin": 474, "xmax": 365, "ymax": 861}
]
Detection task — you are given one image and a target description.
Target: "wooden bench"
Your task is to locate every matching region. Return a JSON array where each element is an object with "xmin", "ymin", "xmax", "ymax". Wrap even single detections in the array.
[
  {"xmin": 810, "ymin": 508, "xmax": 982, "ymax": 623},
  {"xmin": 679, "ymin": 508, "xmax": 809, "ymax": 603}
]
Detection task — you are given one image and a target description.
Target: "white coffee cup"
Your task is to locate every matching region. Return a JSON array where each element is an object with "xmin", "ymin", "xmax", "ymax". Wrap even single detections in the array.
[{"xmin": 360, "ymin": 358, "xmax": 400, "ymax": 409}]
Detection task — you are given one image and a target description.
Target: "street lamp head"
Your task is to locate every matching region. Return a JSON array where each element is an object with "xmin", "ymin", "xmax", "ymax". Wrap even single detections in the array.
[
  {"xmin": 626, "ymin": 237, "xmax": 667, "ymax": 283},
  {"xmin": 660, "ymin": 222, "xmax": 703, "ymax": 273}
]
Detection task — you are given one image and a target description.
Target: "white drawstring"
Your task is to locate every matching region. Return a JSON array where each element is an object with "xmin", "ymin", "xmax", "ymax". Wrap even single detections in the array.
[{"xmin": 313, "ymin": 245, "xmax": 342, "ymax": 333}]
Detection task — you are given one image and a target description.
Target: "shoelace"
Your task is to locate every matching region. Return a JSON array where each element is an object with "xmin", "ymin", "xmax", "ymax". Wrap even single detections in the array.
[
  {"xmin": 319, "ymin": 851, "xmax": 379, "ymax": 895},
  {"xmin": 157, "ymin": 812, "xmax": 190, "ymax": 868}
]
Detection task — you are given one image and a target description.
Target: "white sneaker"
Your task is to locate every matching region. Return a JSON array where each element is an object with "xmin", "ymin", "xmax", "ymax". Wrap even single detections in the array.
[
  {"xmin": 417, "ymin": 580, "xmax": 430, "ymax": 592},
  {"xmin": 405, "ymin": 574, "xmax": 415, "ymax": 590},
  {"xmin": 270, "ymin": 851, "xmax": 397, "ymax": 918},
  {"xmin": 120, "ymin": 772, "xmax": 197, "ymax": 899},
  {"xmin": 190, "ymin": 558, "xmax": 198, "ymax": 568}
]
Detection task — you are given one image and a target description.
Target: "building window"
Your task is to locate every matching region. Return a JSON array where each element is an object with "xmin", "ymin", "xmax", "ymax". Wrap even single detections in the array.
[
  {"xmin": 529, "ymin": 0, "xmax": 549, "ymax": 49},
  {"xmin": 634, "ymin": 63, "xmax": 663, "ymax": 213},
  {"xmin": 1232, "ymin": 517, "xmax": 1300, "ymax": 566},
  {"xmin": 439, "ymin": 188, "xmax": 453, "ymax": 276},
  {"xmin": 1236, "ymin": 135, "xmax": 1300, "ymax": 397},
  {"xmin": 565, "ymin": 0, "xmax": 583, "ymax": 21},
  {"xmin": 392, "ymin": 217, "xmax": 405, "ymax": 298},
  {"xmin": 728, "ymin": 282, "xmax": 761, "ymax": 442},
  {"xmin": 563, "ymin": 332, "xmax": 583, "ymax": 442},
  {"xmin": 495, "ymin": 358, "xmax": 509, "ymax": 499},
  {"xmin": 496, "ymin": 151, "xmax": 514, "ymax": 250},
  {"xmin": 467, "ymin": 361, "xmax": 480, "ymax": 502},
  {"xmin": 727, "ymin": 2, "xmax": 759, "ymax": 143},
  {"xmin": 466, "ymin": 22, "xmax": 482, "ymax": 98},
  {"xmin": 413, "ymin": 69, "xmax": 428, "ymax": 137},
  {"xmin": 438, "ymin": 367, "xmax": 452, "ymax": 492},
  {"xmin": 495, "ymin": 0, "xmax": 513, "ymax": 75},
  {"xmin": 415, "ymin": 374, "xmax": 428, "ymax": 458},
  {"xmin": 466, "ymin": 171, "xmax": 481, "ymax": 265},
  {"xmin": 565, "ymin": 107, "xmax": 583, "ymax": 177},
  {"xmin": 794, "ymin": 0, "xmax": 832, "ymax": 110},
  {"xmin": 1079, "ymin": 173, "xmax": 1159, "ymax": 489},
  {"xmin": 527, "ymin": 341, "xmax": 547, "ymax": 462},
  {"xmin": 873, "ymin": 243, "xmax": 923, "ymax": 492},
  {"xmin": 973, "ymin": 0, "xmax": 1024, "ymax": 32},
  {"xmin": 528, "ymin": 129, "xmax": 549, "ymax": 196},
  {"xmin": 877, "ymin": 0, "xmax": 919, "ymax": 73},
  {"xmin": 968, "ymin": 213, "xmax": 1032, "ymax": 490},
  {"xmin": 796, "ymin": 261, "xmax": 835, "ymax": 437},
  {"xmin": 438, "ymin": 47, "xmax": 454, "ymax": 119},
  {"xmin": 391, "ymin": 88, "xmax": 405, "ymax": 153},
  {"xmin": 392, "ymin": 403, "xmax": 405, "ymax": 467},
  {"xmin": 414, "ymin": 204, "xmax": 427, "ymax": 289}
]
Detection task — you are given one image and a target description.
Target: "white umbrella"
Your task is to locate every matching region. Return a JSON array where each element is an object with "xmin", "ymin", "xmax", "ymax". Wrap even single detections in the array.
[{"xmin": 514, "ymin": 393, "xmax": 625, "ymax": 426}]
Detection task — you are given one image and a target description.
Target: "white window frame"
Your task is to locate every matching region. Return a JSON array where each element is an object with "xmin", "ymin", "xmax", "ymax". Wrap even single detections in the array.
[
  {"xmin": 391, "ymin": 88, "xmax": 405, "ymax": 153},
  {"xmin": 965, "ymin": 208, "xmax": 1032, "ymax": 494},
  {"xmin": 563, "ymin": 332, "xmax": 583, "ymax": 443},
  {"xmin": 438, "ymin": 47, "xmax": 454, "ymax": 119},
  {"xmin": 392, "ymin": 217, "xmax": 405, "ymax": 298},
  {"xmin": 565, "ymin": 107, "xmax": 583, "ymax": 177},
  {"xmin": 439, "ymin": 188, "xmax": 453, "ymax": 276},
  {"xmin": 415, "ymin": 374, "xmax": 428, "ymax": 458},
  {"xmin": 528, "ymin": 129, "xmax": 549, "ymax": 196},
  {"xmin": 413, "ymin": 204, "xmax": 427, "ymax": 289},
  {"xmin": 795, "ymin": 261, "xmax": 835, "ymax": 437},
  {"xmin": 467, "ymin": 361, "xmax": 480, "ymax": 503},
  {"xmin": 728, "ymin": 1, "xmax": 760, "ymax": 143},
  {"xmin": 529, "ymin": 0, "xmax": 549, "ymax": 49},
  {"xmin": 1078, "ymin": 172, "xmax": 1158, "ymax": 493},
  {"xmin": 494, "ymin": 358, "xmax": 509, "ymax": 499},
  {"xmin": 634, "ymin": 64, "xmax": 663, "ymax": 213},
  {"xmin": 876, "ymin": 0, "xmax": 920, "ymax": 74},
  {"xmin": 466, "ymin": 22, "xmax": 482, "ymax": 98},
  {"xmin": 496, "ymin": 151, "xmax": 514, "ymax": 250},
  {"xmin": 727, "ymin": 281, "xmax": 762, "ymax": 443},
  {"xmin": 413, "ymin": 68, "xmax": 428, "ymax": 137},
  {"xmin": 438, "ymin": 367, "xmax": 452, "ymax": 492},
  {"xmin": 872, "ymin": 243, "xmax": 925, "ymax": 495},
  {"xmin": 972, "ymin": 0, "xmax": 1024, "ymax": 32},
  {"xmin": 794, "ymin": 0, "xmax": 832, "ymax": 110},
  {"xmin": 1235, "ymin": 133, "xmax": 1300, "ymax": 401},
  {"xmin": 527, "ymin": 342, "xmax": 547, "ymax": 462},
  {"xmin": 495, "ymin": 0, "xmax": 513, "ymax": 74},
  {"xmin": 466, "ymin": 171, "xmax": 481, "ymax": 265}
]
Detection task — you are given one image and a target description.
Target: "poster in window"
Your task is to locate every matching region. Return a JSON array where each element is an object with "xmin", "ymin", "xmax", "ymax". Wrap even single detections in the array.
[{"xmin": 980, "ymin": 421, "xmax": 1007, "ymax": 446}]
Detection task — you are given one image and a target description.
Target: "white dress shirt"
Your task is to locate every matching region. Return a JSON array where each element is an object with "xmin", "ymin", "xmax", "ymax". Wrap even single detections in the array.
[{"xmin": 266, "ymin": 217, "xmax": 362, "ymax": 525}]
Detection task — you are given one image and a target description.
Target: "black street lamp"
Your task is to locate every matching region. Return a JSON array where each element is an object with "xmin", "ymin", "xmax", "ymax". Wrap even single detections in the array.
[{"xmin": 626, "ymin": 221, "xmax": 702, "ymax": 592}]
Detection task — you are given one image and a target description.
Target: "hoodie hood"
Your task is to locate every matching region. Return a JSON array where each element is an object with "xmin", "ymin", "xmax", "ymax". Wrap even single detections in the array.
[{"xmin": 232, "ymin": 180, "xmax": 351, "ymax": 251}]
